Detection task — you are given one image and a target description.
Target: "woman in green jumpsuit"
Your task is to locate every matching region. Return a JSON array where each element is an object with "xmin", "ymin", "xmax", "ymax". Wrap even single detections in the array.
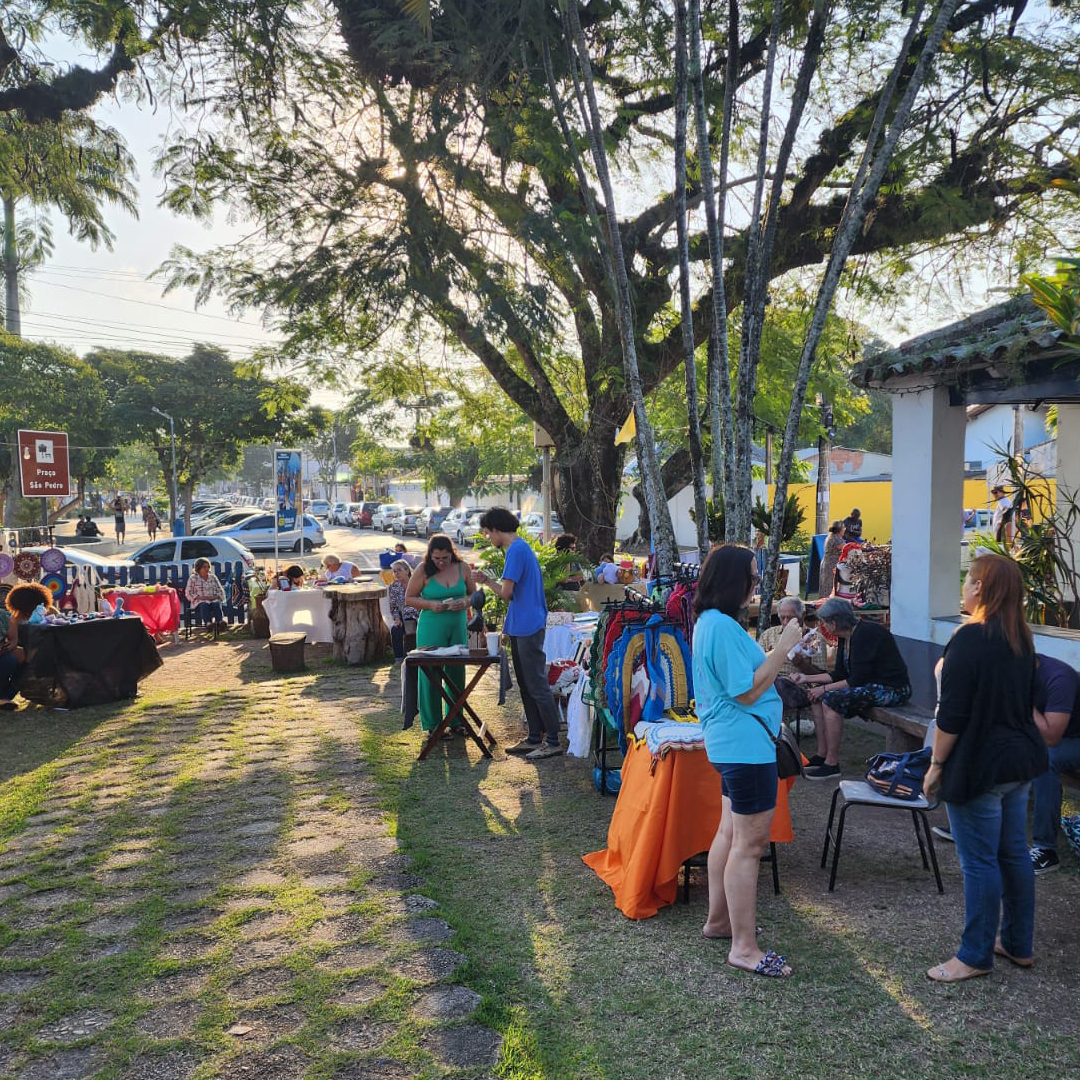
[{"xmin": 406, "ymin": 534, "xmax": 479, "ymax": 733}]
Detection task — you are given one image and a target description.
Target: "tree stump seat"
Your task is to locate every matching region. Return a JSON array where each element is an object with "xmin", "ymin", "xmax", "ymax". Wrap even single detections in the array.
[
  {"xmin": 324, "ymin": 583, "xmax": 389, "ymax": 665},
  {"xmin": 269, "ymin": 632, "xmax": 307, "ymax": 672}
]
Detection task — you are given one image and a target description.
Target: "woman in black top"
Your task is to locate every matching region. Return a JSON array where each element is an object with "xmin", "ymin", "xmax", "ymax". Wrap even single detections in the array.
[
  {"xmin": 924, "ymin": 554, "xmax": 1046, "ymax": 983},
  {"xmin": 789, "ymin": 597, "xmax": 910, "ymax": 779}
]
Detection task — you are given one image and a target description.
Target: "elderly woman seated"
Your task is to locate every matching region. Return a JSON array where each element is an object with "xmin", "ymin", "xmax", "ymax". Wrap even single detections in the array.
[
  {"xmin": 788, "ymin": 597, "xmax": 910, "ymax": 780},
  {"xmin": 322, "ymin": 553, "xmax": 361, "ymax": 581},
  {"xmin": 758, "ymin": 596, "xmax": 829, "ymax": 732}
]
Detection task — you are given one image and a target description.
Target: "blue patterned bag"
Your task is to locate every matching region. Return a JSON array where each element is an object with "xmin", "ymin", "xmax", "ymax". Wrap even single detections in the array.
[{"xmin": 1062, "ymin": 814, "xmax": 1080, "ymax": 859}]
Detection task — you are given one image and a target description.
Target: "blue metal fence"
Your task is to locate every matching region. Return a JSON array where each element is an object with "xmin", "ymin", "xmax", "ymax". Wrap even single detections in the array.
[{"xmin": 63, "ymin": 560, "xmax": 251, "ymax": 626}]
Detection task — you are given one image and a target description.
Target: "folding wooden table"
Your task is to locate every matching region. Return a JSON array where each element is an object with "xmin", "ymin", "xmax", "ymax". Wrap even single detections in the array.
[{"xmin": 407, "ymin": 649, "xmax": 502, "ymax": 761}]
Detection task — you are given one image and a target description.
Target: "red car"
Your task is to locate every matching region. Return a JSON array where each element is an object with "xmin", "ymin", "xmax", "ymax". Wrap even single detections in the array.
[{"xmin": 355, "ymin": 501, "xmax": 381, "ymax": 528}]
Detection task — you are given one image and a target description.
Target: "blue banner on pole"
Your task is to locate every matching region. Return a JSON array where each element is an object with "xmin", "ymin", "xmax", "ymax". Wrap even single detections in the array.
[{"xmin": 276, "ymin": 449, "xmax": 301, "ymax": 531}]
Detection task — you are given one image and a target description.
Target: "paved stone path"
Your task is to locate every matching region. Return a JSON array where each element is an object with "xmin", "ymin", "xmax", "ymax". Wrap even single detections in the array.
[{"xmin": 0, "ymin": 674, "xmax": 501, "ymax": 1079}]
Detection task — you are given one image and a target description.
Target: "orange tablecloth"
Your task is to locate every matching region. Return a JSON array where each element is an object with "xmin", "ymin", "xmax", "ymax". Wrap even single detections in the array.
[
  {"xmin": 582, "ymin": 739, "xmax": 795, "ymax": 919},
  {"xmin": 102, "ymin": 589, "xmax": 181, "ymax": 635}
]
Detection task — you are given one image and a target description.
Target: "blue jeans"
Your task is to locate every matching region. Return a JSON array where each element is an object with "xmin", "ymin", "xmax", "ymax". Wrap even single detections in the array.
[
  {"xmin": 1031, "ymin": 737, "xmax": 1080, "ymax": 851},
  {"xmin": 946, "ymin": 781, "xmax": 1034, "ymax": 969},
  {"xmin": 193, "ymin": 600, "xmax": 223, "ymax": 624}
]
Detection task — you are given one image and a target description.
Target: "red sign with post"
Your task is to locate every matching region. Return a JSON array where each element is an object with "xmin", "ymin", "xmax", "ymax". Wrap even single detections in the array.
[{"xmin": 18, "ymin": 429, "xmax": 71, "ymax": 498}]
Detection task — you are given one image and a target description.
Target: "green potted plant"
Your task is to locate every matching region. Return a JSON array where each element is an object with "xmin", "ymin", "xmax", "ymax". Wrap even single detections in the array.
[{"xmin": 472, "ymin": 534, "xmax": 581, "ymax": 627}]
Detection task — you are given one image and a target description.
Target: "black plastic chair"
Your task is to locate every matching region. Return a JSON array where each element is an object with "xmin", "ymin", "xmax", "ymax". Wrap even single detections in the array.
[{"xmin": 820, "ymin": 723, "xmax": 943, "ymax": 893}]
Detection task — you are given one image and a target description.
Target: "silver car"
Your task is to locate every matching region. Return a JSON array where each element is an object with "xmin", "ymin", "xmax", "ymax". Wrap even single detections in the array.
[
  {"xmin": 371, "ymin": 504, "xmax": 402, "ymax": 531},
  {"xmin": 209, "ymin": 512, "xmax": 326, "ymax": 553}
]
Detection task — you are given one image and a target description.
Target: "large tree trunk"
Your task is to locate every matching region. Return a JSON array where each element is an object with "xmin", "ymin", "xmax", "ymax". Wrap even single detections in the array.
[
  {"xmin": 565, "ymin": 0, "xmax": 678, "ymax": 576},
  {"xmin": 760, "ymin": 0, "xmax": 961, "ymax": 629},
  {"xmin": 673, "ymin": 0, "xmax": 709, "ymax": 561},
  {"xmin": 732, "ymin": 0, "xmax": 830, "ymax": 544},
  {"xmin": 181, "ymin": 479, "xmax": 195, "ymax": 536},
  {"xmin": 2, "ymin": 193, "xmax": 20, "ymax": 336},
  {"xmin": 690, "ymin": 0, "xmax": 736, "ymax": 514},
  {"xmin": 553, "ymin": 417, "xmax": 626, "ymax": 563}
]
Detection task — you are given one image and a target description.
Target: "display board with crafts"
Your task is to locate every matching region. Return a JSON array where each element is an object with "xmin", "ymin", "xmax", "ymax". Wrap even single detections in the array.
[{"xmin": 0, "ymin": 544, "xmax": 163, "ymax": 709}]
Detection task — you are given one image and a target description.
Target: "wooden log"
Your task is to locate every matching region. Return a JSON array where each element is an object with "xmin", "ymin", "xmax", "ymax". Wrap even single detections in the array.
[{"xmin": 324, "ymin": 583, "xmax": 389, "ymax": 665}]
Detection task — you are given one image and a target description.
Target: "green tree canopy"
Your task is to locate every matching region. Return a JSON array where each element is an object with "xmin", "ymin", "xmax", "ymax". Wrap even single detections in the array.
[
  {"xmin": 0, "ymin": 331, "xmax": 114, "ymax": 522},
  {"xmin": 85, "ymin": 343, "xmax": 318, "ymax": 531},
  {"xmin": 1, "ymin": 111, "xmax": 137, "ymax": 333},
  {"xmin": 153, "ymin": 1, "xmax": 1080, "ymax": 557}
]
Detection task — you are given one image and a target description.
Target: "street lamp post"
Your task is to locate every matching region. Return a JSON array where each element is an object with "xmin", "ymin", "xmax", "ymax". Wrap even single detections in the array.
[{"xmin": 151, "ymin": 406, "xmax": 178, "ymax": 534}]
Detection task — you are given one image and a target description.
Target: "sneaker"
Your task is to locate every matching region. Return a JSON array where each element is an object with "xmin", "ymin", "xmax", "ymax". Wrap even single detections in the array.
[
  {"xmin": 807, "ymin": 755, "xmax": 826, "ymax": 768},
  {"xmin": 931, "ymin": 826, "xmax": 955, "ymax": 844},
  {"xmin": 1031, "ymin": 847, "xmax": 1060, "ymax": 875},
  {"xmin": 525, "ymin": 742, "xmax": 562, "ymax": 761},
  {"xmin": 506, "ymin": 739, "xmax": 542, "ymax": 756},
  {"xmin": 804, "ymin": 763, "xmax": 841, "ymax": 781}
]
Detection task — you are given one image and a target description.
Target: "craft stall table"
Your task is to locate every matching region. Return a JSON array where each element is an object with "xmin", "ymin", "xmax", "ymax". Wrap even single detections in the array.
[
  {"xmin": 18, "ymin": 615, "xmax": 162, "ymax": 708},
  {"xmin": 101, "ymin": 587, "xmax": 182, "ymax": 640},
  {"xmin": 402, "ymin": 648, "xmax": 502, "ymax": 761},
  {"xmin": 262, "ymin": 588, "xmax": 334, "ymax": 645},
  {"xmin": 323, "ymin": 582, "xmax": 389, "ymax": 664},
  {"xmin": 583, "ymin": 738, "xmax": 796, "ymax": 919}
]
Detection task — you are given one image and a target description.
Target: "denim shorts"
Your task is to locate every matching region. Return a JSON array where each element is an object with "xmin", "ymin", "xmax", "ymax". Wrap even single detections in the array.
[{"xmin": 712, "ymin": 761, "xmax": 777, "ymax": 815}]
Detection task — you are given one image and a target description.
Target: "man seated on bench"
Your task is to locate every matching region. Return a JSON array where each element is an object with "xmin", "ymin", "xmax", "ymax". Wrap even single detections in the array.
[
  {"xmin": 788, "ymin": 597, "xmax": 910, "ymax": 780},
  {"xmin": 184, "ymin": 558, "xmax": 227, "ymax": 633},
  {"xmin": 1029, "ymin": 654, "xmax": 1080, "ymax": 875},
  {"xmin": 759, "ymin": 596, "xmax": 829, "ymax": 741}
]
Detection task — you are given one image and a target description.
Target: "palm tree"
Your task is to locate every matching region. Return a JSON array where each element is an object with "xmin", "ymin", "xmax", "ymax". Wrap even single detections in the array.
[{"xmin": 0, "ymin": 113, "xmax": 137, "ymax": 334}]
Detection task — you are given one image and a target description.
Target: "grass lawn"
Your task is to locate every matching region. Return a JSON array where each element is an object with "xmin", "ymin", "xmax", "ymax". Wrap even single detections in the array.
[
  {"xmin": 1, "ymin": 641, "xmax": 1078, "ymax": 1080},
  {"xmin": 361, "ymin": 686, "xmax": 1080, "ymax": 1080}
]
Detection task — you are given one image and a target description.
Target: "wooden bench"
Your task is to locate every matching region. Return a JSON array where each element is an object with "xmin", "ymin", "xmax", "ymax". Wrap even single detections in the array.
[
  {"xmin": 865, "ymin": 703, "xmax": 933, "ymax": 751},
  {"xmin": 864, "ymin": 703, "xmax": 1080, "ymax": 791}
]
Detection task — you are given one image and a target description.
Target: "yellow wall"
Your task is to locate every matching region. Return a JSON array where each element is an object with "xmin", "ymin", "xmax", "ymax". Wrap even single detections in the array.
[{"xmin": 767, "ymin": 478, "xmax": 1056, "ymax": 544}]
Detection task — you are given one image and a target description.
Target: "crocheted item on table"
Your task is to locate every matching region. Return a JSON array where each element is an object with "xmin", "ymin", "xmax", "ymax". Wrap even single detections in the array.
[
  {"xmin": 604, "ymin": 615, "xmax": 693, "ymax": 742},
  {"xmin": 13, "ymin": 552, "xmax": 41, "ymax": 580}
]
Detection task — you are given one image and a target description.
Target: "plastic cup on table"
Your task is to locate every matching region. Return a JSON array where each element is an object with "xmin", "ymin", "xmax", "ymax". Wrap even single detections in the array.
[{"xmin": 485, "ymin": 631, "xmax": 501, "ymax": 657}]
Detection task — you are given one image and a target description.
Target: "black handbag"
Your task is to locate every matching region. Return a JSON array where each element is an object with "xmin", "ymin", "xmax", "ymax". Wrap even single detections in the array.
[{"xmin": 752, "ymin": 713, "xmax": 805, "ymax": 779}]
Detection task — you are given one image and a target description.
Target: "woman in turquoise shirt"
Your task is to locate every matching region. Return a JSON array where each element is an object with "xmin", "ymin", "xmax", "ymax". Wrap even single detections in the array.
[{"xmin": 693, "ymin": 546, "xmax": 803, "ymax": 979}]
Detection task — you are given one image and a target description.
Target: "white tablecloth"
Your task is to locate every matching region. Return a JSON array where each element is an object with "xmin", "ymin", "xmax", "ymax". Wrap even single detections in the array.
[
  {"xmin": 543, "ymin": 623, "xmax": 596, "ymax": 663},
  {"xmin": 263, "ymin": 589, "xmax": 334, "ymax": 644}
]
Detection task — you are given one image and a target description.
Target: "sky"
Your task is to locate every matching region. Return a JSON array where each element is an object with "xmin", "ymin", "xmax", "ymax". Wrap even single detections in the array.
[
  {"xmin": 22, "ymin": 99, "xmax": 280, "ymax": 358},
  {"xmin": 16, "ymin": 19, "xmax": 1029, "ymax": 415}
]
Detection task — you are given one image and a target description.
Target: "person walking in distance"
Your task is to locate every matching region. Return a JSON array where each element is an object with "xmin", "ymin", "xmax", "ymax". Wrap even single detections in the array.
[
  {"xmin": 474, "ymin": 508, "xmax": 562, "ymax": 761},
  {"xmin": 111, "ymin": 495, "xmax": 126, "ymax": 544}
]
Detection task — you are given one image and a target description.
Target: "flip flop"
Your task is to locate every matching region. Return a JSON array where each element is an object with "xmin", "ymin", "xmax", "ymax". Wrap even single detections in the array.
[
  {"xmin": 994, "ymin": 941, "xmax": 1035, "ymax": 968},
  {"xmin": 727, "ymin": 949, "xmax": 792, "ymax": 978},
  {"xmin": 926, "ymin": 960, "xmax": 992, "ymax": 983}
]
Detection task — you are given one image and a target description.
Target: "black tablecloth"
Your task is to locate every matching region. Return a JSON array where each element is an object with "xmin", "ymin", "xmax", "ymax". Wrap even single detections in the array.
[{"xmin": 19, "ymin": 616, "xmax": 162, "ymax": 708}]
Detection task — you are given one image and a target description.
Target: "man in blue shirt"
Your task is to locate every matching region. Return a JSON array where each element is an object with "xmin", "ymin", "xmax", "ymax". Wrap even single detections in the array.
[
  {"xmin": 1030, "ymin": 654, "xmax": 1080, "ymax": 874},
  {"xmin": 475, "ymin": 507, "xmax": 562, "ymax": 760}
]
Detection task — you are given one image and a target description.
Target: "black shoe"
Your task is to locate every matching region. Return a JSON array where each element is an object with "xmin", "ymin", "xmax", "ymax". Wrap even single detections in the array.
[
  {"xmin": 1030, "ymin": 847, "xmax": 1060, "ymax": 875},
  {"xmin": 804, "ymin": 763, "xmax": 841, "ymax": 781},
  {"xmin": 807, "ymin": 755, "xmax": 826, "ymax": 768},
  {"xmin": 506, "ymin": 739, "xmax": 542, "ymax": 756}
]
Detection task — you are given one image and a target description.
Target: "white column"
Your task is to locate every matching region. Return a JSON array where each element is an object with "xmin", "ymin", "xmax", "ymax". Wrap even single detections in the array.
[
  {"xmin": 890, "ymin": 385, "xmax": 966, "ymax": 641},
  {"xmin": 1056, "ymin": 404, "xmax": 1080, "ymax": 597}
]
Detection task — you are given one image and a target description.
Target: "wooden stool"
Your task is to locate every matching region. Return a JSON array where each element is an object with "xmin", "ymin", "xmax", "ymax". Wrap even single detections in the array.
[{"xmin": 269, "ymin": 632, "xmax": 306, "ymax": 672}]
